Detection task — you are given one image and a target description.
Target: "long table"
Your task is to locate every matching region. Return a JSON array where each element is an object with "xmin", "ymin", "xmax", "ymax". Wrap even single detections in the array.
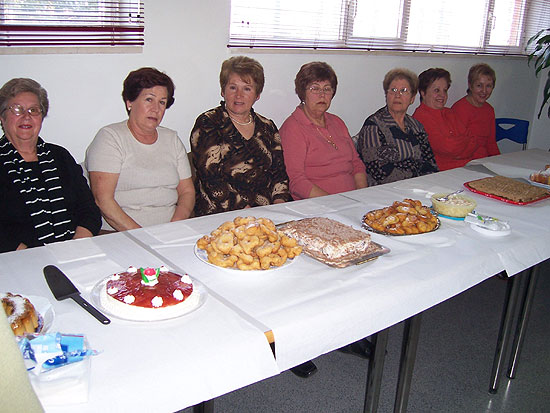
[
  {"xmin": 2, "ymin": 149, "xmax": 549, "ymax": 412},
  {"xmin": 0, "ymin": 233, "xmax": 279, "ymax": 412}
]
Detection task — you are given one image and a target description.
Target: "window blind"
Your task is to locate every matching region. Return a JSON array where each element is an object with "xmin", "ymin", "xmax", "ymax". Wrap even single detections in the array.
[
  {"xmin": 0, "ymin": 0, "xmax": 144, "ymax": 47},
  {"xmin": 229, "ymin": 0, "xmax": 550, "ymax": 56}
]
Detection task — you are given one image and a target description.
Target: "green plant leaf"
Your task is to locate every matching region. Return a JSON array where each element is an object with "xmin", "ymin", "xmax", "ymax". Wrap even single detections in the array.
[
  {"xmin": 537, "ymin": 70, "xmax": 550, "ymax": 119},
  {"xmin": 527, "ymin": 29, "xmax": 546, "ymax": 47},
  {"xmin": 528, "ymin": 28, "xmax": 550, "ymax": 118},
  {"xmin": 535, "ymin": 47, "xmax": 550, "ymax": 74}
]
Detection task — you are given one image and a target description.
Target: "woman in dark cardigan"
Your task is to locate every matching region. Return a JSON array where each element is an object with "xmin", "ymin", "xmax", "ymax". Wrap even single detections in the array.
[
  {"xmin": 354, "ymin": 68, "xmax": 438, "ymax": 186},
  {"xmin": 0, "ymin": 78, "xmax": 101, "ymax": 252}
]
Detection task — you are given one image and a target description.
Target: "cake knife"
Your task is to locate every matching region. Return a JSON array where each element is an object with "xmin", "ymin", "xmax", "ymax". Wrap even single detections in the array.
[{"xmin": 43, "ymin": 265, "xmax": 110, "ymax": 325}]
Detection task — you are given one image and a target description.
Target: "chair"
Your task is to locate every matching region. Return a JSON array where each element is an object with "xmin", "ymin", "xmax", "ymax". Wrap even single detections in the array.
[{"xmin": 495, "ymin": 118, "xmax": 529, "ymax": 150}]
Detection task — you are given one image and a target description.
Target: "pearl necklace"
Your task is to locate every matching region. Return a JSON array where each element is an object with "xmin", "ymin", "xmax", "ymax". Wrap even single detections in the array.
[
  {"xmin": 315, "ymin": 127, "xmax": 338, "ymax": 150},
  {"xmin": 229, "ymin": 113, "xmax": 253, "ymax": 126}
]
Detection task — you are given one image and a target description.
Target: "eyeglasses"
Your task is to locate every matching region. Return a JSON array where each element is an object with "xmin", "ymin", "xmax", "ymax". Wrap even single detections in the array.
[
  {"xmin": 308, "ymin": 86, "xmax": 334, "ymax": 95},
  {"xmin": 6, "ymin": 104, "xmax": 42, "ymax": 117},
  {"xmin": 388, "ymin": 87, "xmax": 411, "ymax": 96}
]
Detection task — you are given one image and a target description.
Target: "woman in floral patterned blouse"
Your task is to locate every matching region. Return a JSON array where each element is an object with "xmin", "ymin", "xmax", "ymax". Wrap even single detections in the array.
[{"xmin": 190, "ymin": 56, "xmax": 291, "ymax": 216}]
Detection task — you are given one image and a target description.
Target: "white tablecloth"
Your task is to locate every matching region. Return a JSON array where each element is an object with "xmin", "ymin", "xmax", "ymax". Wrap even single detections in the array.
[
  {"xmin": 128, "ymin": 150, "xmax": 550, "ymax": 372},
  {"xmin": 466, "ymin": 148, "xmax": 550, "ymax": 178},
  {"xmin": 2, "ymin": 149, "xmax": 549, "ymax": 410},
  {"xmin": 0, "ymin": 232, "xmax": 279, "ymax": 412}
]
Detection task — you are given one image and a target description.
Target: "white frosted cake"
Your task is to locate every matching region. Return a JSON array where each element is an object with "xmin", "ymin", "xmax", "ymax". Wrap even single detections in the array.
[
  {"xmin": 99, "ymin": 266, "xmax": 200, "ymax": 321},
  {"xmin": 279, "ymin": 217, "xmax": 373, "ymax": 267}
]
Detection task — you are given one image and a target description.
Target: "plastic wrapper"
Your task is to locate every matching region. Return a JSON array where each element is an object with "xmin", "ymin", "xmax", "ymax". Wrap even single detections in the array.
[
  {"xmin": 17, "ymin": 333, "xmax": 98, "ymax": 405},
  {"xmin": 465, "ymin": 212, "xmax": 511, "ymax": 232}
]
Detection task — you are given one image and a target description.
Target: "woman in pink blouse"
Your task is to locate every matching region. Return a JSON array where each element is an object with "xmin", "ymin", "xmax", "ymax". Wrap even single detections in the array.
[
  {"xmin": 280, "ymin": 62, "xmax": 367, "ymax": 200},
  {"xmin": 279, "ymin": 62, "xmax": 370, "ymax": 374}
]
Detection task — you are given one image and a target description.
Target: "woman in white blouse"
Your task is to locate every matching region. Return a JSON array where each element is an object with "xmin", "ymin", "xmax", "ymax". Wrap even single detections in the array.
[{"xmin": 86, "ymin": 67, "xmax": 195, "ymax": 231}]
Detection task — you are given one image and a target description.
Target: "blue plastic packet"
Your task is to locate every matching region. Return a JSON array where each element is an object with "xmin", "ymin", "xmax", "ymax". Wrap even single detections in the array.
[
  {"xmin": 43, "ymin": 349, "xmax": 95, "ymax": 370},
  {"xmin": 17, "ymin": 333, "xmax": 97, "ymax": 375}
]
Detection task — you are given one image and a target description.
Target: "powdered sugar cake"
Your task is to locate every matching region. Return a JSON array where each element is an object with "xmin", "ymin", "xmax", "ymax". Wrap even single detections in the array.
[{"xmin": 279, "ymin": 217, "xmax": 386, "ymax": 267}]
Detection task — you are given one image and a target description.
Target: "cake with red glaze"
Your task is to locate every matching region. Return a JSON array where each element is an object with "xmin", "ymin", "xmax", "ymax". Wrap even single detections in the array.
[{"xmin": 99, "ymin": 266, "xmax": 200, "ymax": 321}]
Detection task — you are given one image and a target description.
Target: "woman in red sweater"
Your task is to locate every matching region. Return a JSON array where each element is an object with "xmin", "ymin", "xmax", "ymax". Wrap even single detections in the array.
[
  {"xmin": 413, "ymin": 68, "xmax": 481, "ymax": 171},
  {"xmin": 451, "ymin": 63, "xmax": 500, "ymax": 158}
]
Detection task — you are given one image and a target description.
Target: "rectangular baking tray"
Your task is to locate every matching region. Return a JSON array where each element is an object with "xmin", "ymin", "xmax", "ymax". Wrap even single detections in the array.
[
  {"xmin": 464, "ymin": 179, "xmax": 550, "ymax": 205},
  {"xmin": 302, "ymin": 241, "xmax": 391, "ymax": 268}
]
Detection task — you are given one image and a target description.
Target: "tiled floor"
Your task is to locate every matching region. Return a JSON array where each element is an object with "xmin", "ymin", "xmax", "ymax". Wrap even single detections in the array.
[{"xmin": 182, "ymin": 259, "xmax": 550, "ymax": 412}]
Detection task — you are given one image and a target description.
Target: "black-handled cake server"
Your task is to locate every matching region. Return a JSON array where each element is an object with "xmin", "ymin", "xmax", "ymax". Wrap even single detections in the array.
[{"xmin": 43, "ymin": 265, "xmax": 110, "ymax": 324}]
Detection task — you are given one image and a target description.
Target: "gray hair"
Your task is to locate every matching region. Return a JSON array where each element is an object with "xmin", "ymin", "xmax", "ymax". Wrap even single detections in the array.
[
  {"xmin": 0, "ymin": 78, "xmax": 49, "ymax": 118},
  {"xmin": 383, "ymin": 68, "xmax": 419, "ymax": 96}
]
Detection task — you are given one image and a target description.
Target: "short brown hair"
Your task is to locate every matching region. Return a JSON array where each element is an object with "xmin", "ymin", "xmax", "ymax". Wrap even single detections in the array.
[
  {"xmin": 418, "ymin": 68, "xmax": 451, "ymax": 101},
  {"xmin": 294, "ymin": 61, "xmax": 338, "ymax": 102},
  {"xmin": 467, "ymin": 63, "xmax": 496, "ymax": 93},
  {"xmin": 383, "ymin": 68, "xmax": 419, "ymax": 96},
  {"xmin": 0, "ymin": 78, "xmax": 49, "ymax": 118},
  {"xmin": 219, "ymin": 56, "xmax": 265, "ymax": 95},
  {"xmin": 122, "ymin": 67, "xmax": 175, "ymax": 113}
]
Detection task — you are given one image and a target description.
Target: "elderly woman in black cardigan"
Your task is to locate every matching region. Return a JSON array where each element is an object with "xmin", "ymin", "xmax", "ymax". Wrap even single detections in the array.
[{"xmin": 0, "ymin": 78, "xmax": 101, "ymax": 252}]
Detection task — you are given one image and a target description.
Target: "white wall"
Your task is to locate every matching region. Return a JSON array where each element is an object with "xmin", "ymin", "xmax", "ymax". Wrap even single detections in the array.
[{"xmin": 0, "ymin": 0, "xmax": 548, "ymax": 162}]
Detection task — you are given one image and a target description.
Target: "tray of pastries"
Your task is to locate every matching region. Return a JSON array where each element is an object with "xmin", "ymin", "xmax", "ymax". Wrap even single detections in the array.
[
  {"xmin": 362, "ymin": 199, "xmax": 440, "ymax": 235},
  {"xmin": 529, "ymin": 165, "xmax": 550, "ymax": 189},
  {"xmin": 464, "ymin": 175, "xmax": 550, "ymax": 205},
  {"xmin": 278, "ymin": 217, "xmax": 389, "ymax": 268},
  {"xmin": 195, "ymin": 216, "xmax": 302, "ymax": 271}
]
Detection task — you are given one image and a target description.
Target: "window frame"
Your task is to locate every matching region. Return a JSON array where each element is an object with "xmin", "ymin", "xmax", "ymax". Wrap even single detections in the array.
[
  {"xmin": 229, "ymin": 0, "xmax": 549, "ymax": 56},
  {"xmin": 0, "ymin": 0, "xmax": 144, "ymax": 51}
]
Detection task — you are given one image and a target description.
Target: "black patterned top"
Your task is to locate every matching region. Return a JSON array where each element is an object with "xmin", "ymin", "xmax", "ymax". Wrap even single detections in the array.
[
  {"xmin": 190, "ymin": 102, "xmax": 292, "ymax": 216},
  {"xmin": 353, "ymin": 106, "xmax": 438, "ymax": 186}
]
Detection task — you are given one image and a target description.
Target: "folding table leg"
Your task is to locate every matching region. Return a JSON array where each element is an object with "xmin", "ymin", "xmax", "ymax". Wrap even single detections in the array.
[
  {"xmin": 394, "ymin": 313, "xmax": 422, "ymax": 413},
  {"xmin": 488, "ymin": 270, "xmax": 525, "ymax": 393},
  {"xmin": 363, "ymin": 329, "xmax": 389, "ymax": 413},
  {"xmin": 193, "ymin": 400, "xmax": 214, "ymax": 413},
  {"xmin": 507, "ymin": 264, "xmax": 541, "ymax": 379}
]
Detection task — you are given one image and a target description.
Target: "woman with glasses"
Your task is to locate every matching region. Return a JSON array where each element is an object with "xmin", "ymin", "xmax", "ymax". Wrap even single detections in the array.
[
  {"xmin": 354, "ymin": 68, "xmax": 438, "ymax": 186},
  {"xmin": 280, "ymin": 61, "xmax": 367, "ymax": 200},
  {"xmin": 86, "ymin": 67, "xmax": 195, "ymax": 231},
  {"xmin": 280, "ymin": 62, "xmax": 368, "ymax": 373},
  {"xmin": 452, "ymin": 63, "xmax": 500, "ymax": 157},
  {"xmin": 190, "ymin": 56, "xmax": 291, "ymax": 216},
  {"xmin": 413, "ymin": 68, "xmax": 481, "ymax": 171},
  {"xmin": 0, "ymin": 78, "xmax": 101, "ymax": 252}
]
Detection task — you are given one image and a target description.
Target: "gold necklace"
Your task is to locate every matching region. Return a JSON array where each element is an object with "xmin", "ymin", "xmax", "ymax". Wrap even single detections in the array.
[
  {"xmin": 229, "ymin": 113, "xmax": 253, "ymax": 126},
  {"xmin": 315, "ymin": 127, "xmax": 338, "ymax": 150}
]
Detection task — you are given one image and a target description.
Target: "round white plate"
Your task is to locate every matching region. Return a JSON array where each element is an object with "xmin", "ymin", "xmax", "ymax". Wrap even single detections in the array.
[
  {"xmin": 470, "ymin": 223, "xmax": 511, "ymax": 237},
  {"xmin": 90, "ymin": 275, "xmax": 207, "ymax": 322},
  {"xmin": 194, "ymin": 244, "xmax": 298, "ymax": 273},
  {"xmin": 528, "ymin": 179, "xmax": 550, "ymax": 190}
]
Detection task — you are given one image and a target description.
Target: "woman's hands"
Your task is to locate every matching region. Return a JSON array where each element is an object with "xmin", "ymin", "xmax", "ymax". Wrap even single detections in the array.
[
  {"xmin": 89, "ymin": 171, "xmax": 141, "ymax": 231},
  {"xmin": 308, "ymin": 184, "xmax": 330, "ymax": 198},
  {"xmin": 170, "ymin": 178, "xmax": 195, "ymax": 221},
  {"xmin": 73, "ymin": 226, "xmax": 93, "ymax": 239},
  {"xmin": 307, "ymin": 173, "xmax": 366, "ymax": 198},
  {"xmin": 354, "ymin": 172, "xmax": 368, "ymax": 189}
]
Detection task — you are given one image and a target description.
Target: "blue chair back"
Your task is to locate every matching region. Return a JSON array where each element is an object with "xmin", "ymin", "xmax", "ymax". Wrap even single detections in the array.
[{"xmin": 495, "ymin": 118, "xmax": 529, "ymax": 149}]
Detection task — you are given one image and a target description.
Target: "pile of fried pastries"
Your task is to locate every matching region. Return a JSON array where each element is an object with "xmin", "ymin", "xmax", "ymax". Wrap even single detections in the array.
[
  {"xmin": 363, "ymin": 198, "xmax": 439, "ymax": 235},
  {"xmin": 196, "ymin": 216, "xmax": 302, "ymax": 270}
]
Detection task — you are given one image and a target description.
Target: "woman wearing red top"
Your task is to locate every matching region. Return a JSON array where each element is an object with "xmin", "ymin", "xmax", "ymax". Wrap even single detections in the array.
[
  {"xmin": 413, "ymin": 68, "xmax": 481, "ymax": 171},
  {"xmin": 280, "ymin": 61, "xmax": 367, "ymax": 200},
  {"xmin": 451, "ymin": 63, "xmax": 500, "ymax": 158}
]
